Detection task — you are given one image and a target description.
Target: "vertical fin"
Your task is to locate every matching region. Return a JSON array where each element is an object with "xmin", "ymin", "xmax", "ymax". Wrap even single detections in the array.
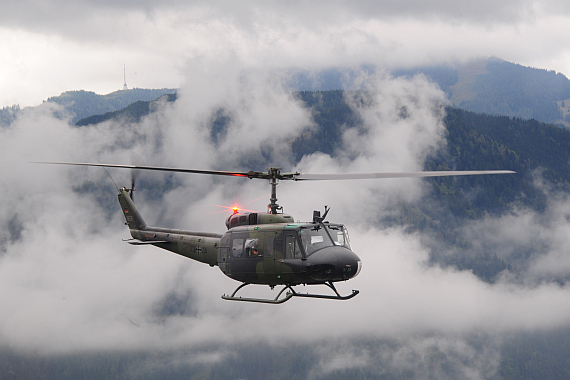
[{"xmin": 118, "ymin": 187, "xmax": 146, "ymax": 231}]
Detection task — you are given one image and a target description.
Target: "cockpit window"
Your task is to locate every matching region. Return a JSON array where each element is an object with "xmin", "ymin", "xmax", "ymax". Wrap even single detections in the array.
[
  {"xmin": 285, "ymin": 234, "xmax": 303, "ymax": 259},
  {"xmin": 326, "ymin": 224, "xmax": 351, "ymax": 250},
  {"xmin": 299, "ymin": 225, "xmax": 334, "ymax": 256}
]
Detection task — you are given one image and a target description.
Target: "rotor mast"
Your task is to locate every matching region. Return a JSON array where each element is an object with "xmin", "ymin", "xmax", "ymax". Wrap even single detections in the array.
[{"xmin": 268, "ymin": 167, "xmax": 282, "ymax": 214}]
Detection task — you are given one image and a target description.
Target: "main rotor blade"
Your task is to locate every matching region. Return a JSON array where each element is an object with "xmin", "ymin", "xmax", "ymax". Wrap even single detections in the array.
[
  {"xmin": 32, "ymin": 162, "xmax": 515, "ymax": 181},
  {"xmin": 293, "ymin": 170, "xmax": 516, "ymax": 181},
  {"xmin": 32, "ymin": 162, "xmax": 257, "ymax": 178}
]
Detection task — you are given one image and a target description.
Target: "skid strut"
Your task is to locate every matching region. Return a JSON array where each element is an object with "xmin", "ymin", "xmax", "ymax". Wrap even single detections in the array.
[{"xmin": 221, "ymin": 282, "xmax": 359, "ymax": 304}]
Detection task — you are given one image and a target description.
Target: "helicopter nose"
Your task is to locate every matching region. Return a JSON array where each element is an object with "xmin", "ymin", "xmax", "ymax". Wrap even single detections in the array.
[
  {"xmin": 334, "ymin": 248, "xmax": 361, "ymax": 280},
  {"xmin": 305, "ymin": 247, "xmax": 361, "ymax": 282}
]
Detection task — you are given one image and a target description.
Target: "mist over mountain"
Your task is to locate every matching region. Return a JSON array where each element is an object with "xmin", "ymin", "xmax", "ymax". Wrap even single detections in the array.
[
  {"xmin": 71, "ymin": 86, "xmax": 570, "ymax": 285},
  {"xmin": 4, "ymin": 57, "xmax": 568, "ymax": 130},
  {"xmin": 0, "ymin": 88, "xmax": 176, "ymax": 127},
  {"xmin": 3, "ymin": 62, "xmax": 570, "ymax": 379},
  {"xmin": 292, "ymin": 58, "xmax": 570, "ymax": 126},
  {"xmin": 397, "ymin": 58, "xmax": 570, "ymax": 126}
]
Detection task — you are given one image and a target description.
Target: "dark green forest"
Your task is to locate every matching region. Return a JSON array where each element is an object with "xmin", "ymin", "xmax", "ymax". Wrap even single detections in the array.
[
  {"xmin": 461, "ymin": 59, "xmax": 570, "ymax": 122},
  {"xmin": 75, "ymin": 93, "xmax": 177, "ymax": 126},
  {"xmin": 3, "ymin": 328, "xmax": 570, "ymax": 379},
  {"xmin": 49, "ymin": 89, "xmax": 177, "ymax": 124},
  {"xmin": 0, "ymin": 104, "xmax": 20, "ymax": 126}
]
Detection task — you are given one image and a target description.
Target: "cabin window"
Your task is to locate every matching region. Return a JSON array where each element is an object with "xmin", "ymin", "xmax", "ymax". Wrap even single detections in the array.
[
  {"xmin": 265, "ymin": 236, "xmax": 274, "ymax": 257},
  {"xmin": 230, "ymin": 218, "xmax": 238, "ymax": 227},
  {"xmin": 239, "ymin": 216, "xmax": 247, "ymax": 224},
  {"xmin": 232, "ymin": 238, "xmax": 244, "ymax": 257},
  {"xmin": 285, "ymin": 234, "xmax": 302, "ymax": 259},
  {"xmin": 245, "ymin": 238, "xmax": 261, "ymax": 257}
]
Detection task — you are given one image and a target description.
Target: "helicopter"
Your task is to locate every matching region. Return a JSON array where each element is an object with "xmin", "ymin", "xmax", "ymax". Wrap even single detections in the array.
[{"xmin": 36, "ymin": 161, "xmax": 515, "ymax": 303}]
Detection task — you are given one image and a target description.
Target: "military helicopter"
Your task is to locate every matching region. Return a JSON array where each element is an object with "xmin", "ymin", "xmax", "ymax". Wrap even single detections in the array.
[{"xmin": 37, "ymin": 161, "xmax": 514, "ymax": 303}]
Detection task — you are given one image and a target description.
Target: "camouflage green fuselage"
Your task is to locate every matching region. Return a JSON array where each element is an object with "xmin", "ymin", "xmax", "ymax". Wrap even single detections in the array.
[
  {"xmin": 217, "ymin": 223, "xmax": 360, "ymax": 285},
  {"xmin": 129, "ymin": 227, "xmax": 221, "ymax": 267},
  {"xmin": 119, "ymin": 188, "xmax": 361, "ymax": 286}
]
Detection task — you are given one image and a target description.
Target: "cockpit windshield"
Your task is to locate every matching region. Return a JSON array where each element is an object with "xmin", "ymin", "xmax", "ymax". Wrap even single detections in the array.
[
  {"xmin": 326, "ymin": 224, "xmax": 352, "ymax": 250},
  {"xmin": 297, "ymin": 224, "xmax": 352, "ymax": 256},
  {"xmin": 299, "ymin": 225, "xmax": 334, "ymax": 256}
]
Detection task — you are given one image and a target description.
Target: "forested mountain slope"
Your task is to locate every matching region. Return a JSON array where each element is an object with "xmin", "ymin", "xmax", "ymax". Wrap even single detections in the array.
[
  {"xmin": 48, "ymin": 88, "xmax": 177, "ymax": 124},
  {"xmin": 0, "ymin": 88, "xmax": 176, "ymax": 126},
  {"xmin": 75, "ymin": 93, "xmax": 177, "ymax": 126},
  {"xmin": 292, "ymin": 59, "xmax": 570, "ymax": 125},
  {"xmin": 394, "ymin": 58, "xmax": 570, "ymax": 125}
]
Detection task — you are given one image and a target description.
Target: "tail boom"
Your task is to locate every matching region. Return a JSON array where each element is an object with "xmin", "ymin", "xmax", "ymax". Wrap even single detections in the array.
[{"xmin": 118, "ymin": 188, "xmax": 221, "ymax": 266}]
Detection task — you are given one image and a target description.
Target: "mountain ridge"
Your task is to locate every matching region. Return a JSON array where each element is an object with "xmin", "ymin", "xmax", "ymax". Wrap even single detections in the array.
[
  {"xmin": 291, "ymin": 58, "xmax": 570, "ymax": 126},
  {"xmin": 4, "ymin": 58, "xmax": 569, "ymax": 127},
  {"xmin": 0, "ymin": 88, "xmax": 177, "ymax": 126}
]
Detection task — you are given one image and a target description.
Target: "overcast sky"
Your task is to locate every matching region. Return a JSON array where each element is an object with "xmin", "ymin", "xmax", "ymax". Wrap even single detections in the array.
[{"xmin": 2, "ymin": 0, "xmax": 570, "ymax": 107}]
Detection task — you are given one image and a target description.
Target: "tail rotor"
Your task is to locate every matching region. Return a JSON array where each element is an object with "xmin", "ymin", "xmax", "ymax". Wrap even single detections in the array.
[{"xmin": 129, "ymin": 151, "xmax": 145, "ymax": 201}]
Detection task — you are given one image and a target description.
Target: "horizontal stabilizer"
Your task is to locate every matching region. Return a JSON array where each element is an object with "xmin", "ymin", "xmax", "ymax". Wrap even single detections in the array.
[{"xmin": 128, "ymin": 240, "xmax": 169, "ymax": 245}]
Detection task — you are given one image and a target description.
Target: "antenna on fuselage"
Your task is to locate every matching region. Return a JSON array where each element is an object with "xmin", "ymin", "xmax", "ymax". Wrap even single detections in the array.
[{"xmin": 313, "ymin": 205, "xmax": 329, "ymax": 223}]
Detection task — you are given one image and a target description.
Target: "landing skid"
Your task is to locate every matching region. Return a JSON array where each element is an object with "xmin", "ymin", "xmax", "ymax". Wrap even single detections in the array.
[{"xmin": 221, "ymin": 282, "xmax": 359, "ymax": 304}]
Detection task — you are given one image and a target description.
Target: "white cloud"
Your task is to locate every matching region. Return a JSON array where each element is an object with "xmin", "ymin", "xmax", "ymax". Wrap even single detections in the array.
[
  {"xmin": 456, "ymin": 184, "xmax": 570, "ymax": 283},
  {"xmin": 3, "ymin": 46, "xmax": 570, "ymax": 379}
]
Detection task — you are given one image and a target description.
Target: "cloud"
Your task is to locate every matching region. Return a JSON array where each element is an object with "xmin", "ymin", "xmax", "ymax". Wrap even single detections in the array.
[
  {"xmin": 4, "ymin": 0, "xmax": 570, "ymax": 33},
  {"xmin": 308, "ymin": 334, "xmax": 502, "ymax": 380},
  {"xmin": 3, "ymin": 63, "xmax": 570, "ymax": 379},
  {"xmin": 3, "ymin": 0, "xmax": 570, "ymax": 108},
  {"xmin": 454, "ymin": 176, "xmax": 570, "ymax": 284}
]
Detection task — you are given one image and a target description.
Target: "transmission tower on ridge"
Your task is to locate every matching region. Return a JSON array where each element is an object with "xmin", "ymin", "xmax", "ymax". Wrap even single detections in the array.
[{"xmin": 123, "ymin": 64, "xmax": 128, "ymax": 90}]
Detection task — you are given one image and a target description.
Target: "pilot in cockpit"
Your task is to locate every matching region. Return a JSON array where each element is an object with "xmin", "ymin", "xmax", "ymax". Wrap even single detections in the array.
[{"xmin": 246, "ymin": 238, "xmax": 262, "ymax": 257}]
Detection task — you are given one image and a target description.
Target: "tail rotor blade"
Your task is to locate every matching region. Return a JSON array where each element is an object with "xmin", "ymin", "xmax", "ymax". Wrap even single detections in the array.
[{"xmin": 130, "ymin": 152, "xmax": 145, "ymax": 201}]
